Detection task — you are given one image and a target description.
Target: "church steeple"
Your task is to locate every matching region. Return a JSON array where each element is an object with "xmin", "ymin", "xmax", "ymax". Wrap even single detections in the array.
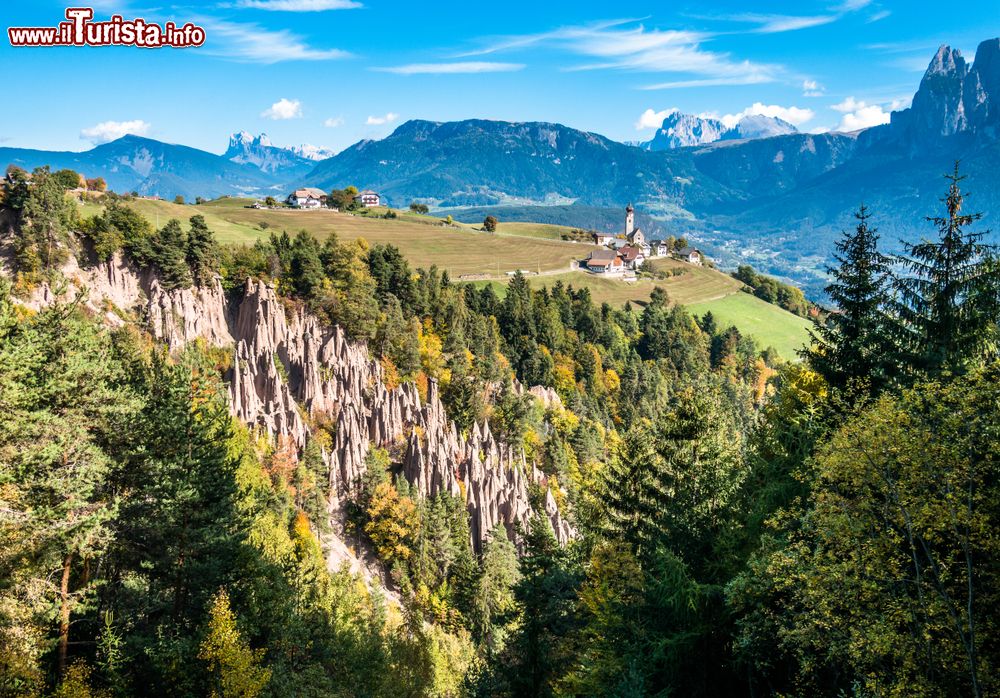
[{"xmin": 625, "ymin": 202, "xmax": 635, "ymax": 235}]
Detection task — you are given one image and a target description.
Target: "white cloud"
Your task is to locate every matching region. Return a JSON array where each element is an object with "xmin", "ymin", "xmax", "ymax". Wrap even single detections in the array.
[
  {"xmin": 635, "ymin": 108, "xmax": 678, "ymax": 129},
  {"xmin": 831, "ymin": 97, "xmax": 900, "ymax": 131},
  {"xmin": 725, "ymin": 13, "xmax": 839, "ymax": 34},
  {"xmin": 831, "ymin": 96, "xmax": 865, "ymax": 112},
  {"xmin": 462, "ymin": 20, "xmax": 781, "ymax": 90},
  {"xmin": 324, "ymin": 116, "xmax": 345, "ymax": 127},
  {"xmin": 706, "ymin": 102, "xmax": 815, "ymax": 128},
  {"xmin": 867, "ymin": 10, "xmax": 891, "ymax": 22},
  {"xmin": 835, "ymin": 0, "xmax": 872, "ymax": 10},
  {"xmin": 228, "ymin": 0, "xmax": 361, "ymax": 9},
  {"xmin": 80, "ymin": 119, "xmax": 151, "ymax": 144},
  {"xmin": 837, "ymin": 105, "xmax": 890, "ymax": 131},
  {"xmin": 261, "ymin": 98, "xmax": 303, "ymax": 120},
  {"xmin": 803, "ymin": 79, "xmax": 825, "ymax": 97},
  {"xmin": 374, "ymin": 61, "xmax": 525, "ymax": 75},
  {"xmin": 640, "ymin": 73, "xmax": 777, "ymax": 90},
  {"xmin": 829, "ymin": 96, "xmax": 909, "ymax": 131},
  {"xmin": 366, "ymin": 112, "xmax": 399, "ymax": 125},
  {"xmin": 199, "ymin": 17, "xmax": 350, "ymax": 63}
]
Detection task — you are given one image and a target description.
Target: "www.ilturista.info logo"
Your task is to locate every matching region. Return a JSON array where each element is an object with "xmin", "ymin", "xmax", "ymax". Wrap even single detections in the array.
[{"xmin": 8, "ymin": 7, "xmax": 206, "ymax": 48}]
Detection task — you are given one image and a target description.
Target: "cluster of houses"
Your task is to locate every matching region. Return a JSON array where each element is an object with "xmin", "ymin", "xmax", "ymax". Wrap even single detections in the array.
[
  {"xmin": 584, "ymin": 204, "xmax": 703, "ymax": 274},
  {"xmin": 284, "ymin": 188, "xmax": 382, "ymax": 209}
]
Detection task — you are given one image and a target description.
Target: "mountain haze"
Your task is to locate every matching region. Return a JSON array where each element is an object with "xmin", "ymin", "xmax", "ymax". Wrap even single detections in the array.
[
  {"xmin": 2, "ymin": 39, "xmax": 1000, "ymax": 296},
  {"xmin": 0, "ymin": 135, "xmax": 285, "ymax": 200}
]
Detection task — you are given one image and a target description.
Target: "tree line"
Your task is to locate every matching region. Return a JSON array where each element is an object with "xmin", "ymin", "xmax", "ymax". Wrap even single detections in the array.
[{"xmin": 2, "ymin": 161, "xmax": 999, "ymax": 696}]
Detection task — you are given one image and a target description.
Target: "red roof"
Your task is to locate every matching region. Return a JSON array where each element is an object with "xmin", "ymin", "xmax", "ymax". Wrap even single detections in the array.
[{"xmin": 619, "ymin": 245, "xmax": 643, "ymax": 262}]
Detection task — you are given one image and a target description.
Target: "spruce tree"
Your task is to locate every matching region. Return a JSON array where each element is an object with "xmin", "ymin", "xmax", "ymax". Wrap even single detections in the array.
[
  {"xmin": 153, "ymin": 219, "xmax": 193, "ymax": 290},
  {"xmin": 186, "ymin": 215, "xmax": 220, "ymax": 286},
  {"xmin": 0, "ymin": 286, "xmax": 139, "ymax": 678},
  {"xmin": 289, "ymin": 231, "xmax": 325, "ymax": 298},
  {"xmin": 810, "ymin": 205, "xmax": 896, "ymax": 393},
  {"xmin": 895, "ymin": 164, "xmax": 1000, "ymax": 375}
]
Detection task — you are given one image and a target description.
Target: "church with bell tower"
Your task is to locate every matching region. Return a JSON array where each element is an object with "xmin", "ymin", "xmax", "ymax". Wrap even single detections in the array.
[{"xmin": 625, "ymin": 203, "xmax": 644, "ymax": 246}]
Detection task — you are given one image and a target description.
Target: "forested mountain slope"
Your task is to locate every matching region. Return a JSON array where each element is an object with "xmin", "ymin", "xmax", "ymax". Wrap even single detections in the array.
[{"xmin": 2, "ymin": 164, "xmax": 1000, "ymax": 697}]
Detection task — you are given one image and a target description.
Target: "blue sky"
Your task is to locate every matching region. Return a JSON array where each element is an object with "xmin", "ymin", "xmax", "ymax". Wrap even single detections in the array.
[{"xmin": 1, "ymin": 0, "xmax": 997, "ymax": 154}]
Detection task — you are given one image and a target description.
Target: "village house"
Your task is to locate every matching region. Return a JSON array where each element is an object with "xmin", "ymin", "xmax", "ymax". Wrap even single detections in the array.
[
  {"xmin": 585, "ymin": 249, "xmax": 625, "ymax": 274},
  {"xmin": 593, "ymin": 231, "xmax": 615, "ymax": 246},
  {"xmin": 354, "ymin": 189, "xmax": 381, "ymax": 207},
  {"xmin": 648, "ymin": 239, "xmax": 669, "ymax": 256},
  {"xmin": 619, "ymin": 244, "xmax": 645, "ymax": 270},
  {"xmin": 286, "ymin": 187, "xmax": 327, "ymax": 209},
  {"xmin": 676, "ymin": 246, "xmax": 704, "ymax": 266}
]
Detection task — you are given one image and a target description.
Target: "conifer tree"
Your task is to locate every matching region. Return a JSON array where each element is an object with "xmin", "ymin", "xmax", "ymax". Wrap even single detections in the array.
[
  {"xmin": 16, "ymin": 167, "xmax": 77, "ymax": 271},
  {"xmin": 153, "ymin": 219, "xmax": 193, "ymax": 290},
  {"xmin": 289, "ymin": 230, "xmax": 324, "ymax": 298},
  {"xmin": 810, "ymin": 205, "xmax": 896, "ymax": 393},
  {"xmin": 0, "ymin": 286, "xmax": 139, "ymax": 678},
  {"xmin": 895, "ymin": 164, "xmax": 1000, "ymax": 375},
  {"xmin": 186, "ymin": 215, "xmax": 220, "ymax": 285}
]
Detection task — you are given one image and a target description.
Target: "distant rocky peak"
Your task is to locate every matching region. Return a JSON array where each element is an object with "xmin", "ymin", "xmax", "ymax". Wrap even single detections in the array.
[
  {"xmin": 291, "ymin": 143, "xmax": 336, "ymax": 161},
  {"xmin": 973, "ymin": 38, "xmax": 1000, "ymax": 104},
  {"xmin": 731, "ymin": 114, "xmax": 798, "ymax": 141},
  {"xmin": 640, "ymin": 111, "xmax": 797, "ymax": 151},
  {"xmin": 227, "ymin": 131, "xmax": 273, "ymax": 153},
  {"xmin": 925, "ymin": 45, "xmax": 968, "ymax": 79},
  {"xmin": 885, "ymin": 38, "xmax": 1000, "ymax": 145}
]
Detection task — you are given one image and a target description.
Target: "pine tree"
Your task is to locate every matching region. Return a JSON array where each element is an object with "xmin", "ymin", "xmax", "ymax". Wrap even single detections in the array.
[
  {"xmin": 16, "ymin": 167, "xmax": 78, "ymax": 271},
  {"xmin": 0, "ymin": 286, "xmax": 139, "ymax": 679},
  {"xmin": 810, "ymin": 205, "xmax": 896, "ymax": 393},
  {"xmin": 153, "ymin": 219, "xmax": 193, "ymax": 290},
  {"xmin": 598, "ymin": 424, "xmax": 667, "ymax": 564},
  {"xmin": 186, "ymin": 215, "xmax": 220, "ymax": 285},
  {"xmin": 895, "ymin": 164, "xmax": 1000, "ymax": 375},
  {"xmin": 110, "ymin": 348, "xmax": 241, "ymax": 640},
  {"xmin": 289, "ymin": 231, "xmax": 325, "ymax": 298}
]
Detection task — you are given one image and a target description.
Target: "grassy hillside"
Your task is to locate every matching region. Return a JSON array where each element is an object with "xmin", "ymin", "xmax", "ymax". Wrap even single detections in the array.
[
  {"xmin": 687, "ymin": 292, "xmax": 813, "ymax": 359},
  {"xmin": 76, "ymin": 196, "xmax": 811, "ymax": 358},
  {"xmin": 470, "ymin": 258, "xmax": 811, "ymax": 359},
  {"xmin": 78, "ymin": 197, "xmax": 597, "ymax": 277}
]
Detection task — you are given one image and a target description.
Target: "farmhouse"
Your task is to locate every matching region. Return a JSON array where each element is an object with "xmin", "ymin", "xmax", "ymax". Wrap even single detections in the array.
[
  {"xmin": 676, "ymin": 246, "xmax": 703, "ymax": 266},
  {"xmin": 585, "ymin": 249, "xmax": 625, "ymax": 274},
  {"xmin": 287, "ymin": 187, "xmax": 327, "ymax": 209},
  {"xmin": 649, "ymin": 239, "xmax": 669, "ymax": 256},
  {"xmin": 354, "ymin": 189, "xmax": 381, "ymax": 207},
  {"xmin": 618, "ymin": 244, "xmax": 645, "ymax": 270},
  {"xmin": 593, "ymin": 231, "xmax": 615, "ymax": 246}
]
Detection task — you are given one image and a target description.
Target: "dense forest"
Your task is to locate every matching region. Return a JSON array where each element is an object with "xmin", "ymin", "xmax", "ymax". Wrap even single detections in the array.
[{"xmin": 1, "ymin": 164, "xmax": 999, "ymax": 697}]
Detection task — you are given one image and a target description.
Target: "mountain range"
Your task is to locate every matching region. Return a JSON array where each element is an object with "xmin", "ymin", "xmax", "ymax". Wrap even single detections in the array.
[
  {"xmin": 2, "ymin": 38, "xmax": 999, "ymax": 297},
  {"xmin": 639, "ymin": 111, "xmax": 799, "ymax": 150},
  {"xmin": 0, "ymin": 132, "xmax": 335, "ymax": 201},
  {"xmin": 224, "ymin": 131, "xmax": 334, "ymax": 177}
]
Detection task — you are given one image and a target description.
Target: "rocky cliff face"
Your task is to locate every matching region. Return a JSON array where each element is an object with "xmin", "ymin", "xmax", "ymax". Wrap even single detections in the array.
[
  {"xmin": 13, "ymin": 250, "xmax": 572, "ymax": 552},
  {"xmin": 641, "ymin": 111, "xmax": 798, "ymax": 151},
  {"xmin": 228, "ymin": 278, "xmax": 572, "ymax": 548},
  {"xmin": 224, "ymin": 131, "xmax": 321, "ymax": 177},
  {"xmin": 881, "ymin": 39, "xmax": 1000, "ymax": 147}
]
